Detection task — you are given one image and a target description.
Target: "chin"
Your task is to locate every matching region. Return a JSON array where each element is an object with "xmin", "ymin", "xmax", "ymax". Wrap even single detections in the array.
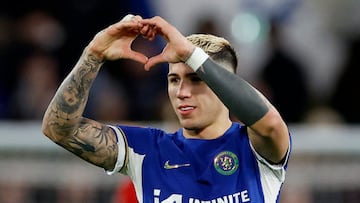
[
  {"xmin": 180, "ymin": 120, "xmax": 200, "ymax": 131},
  {"xmin": 179, "ymin": 120, "xmax": 193, "ymax": 128}
]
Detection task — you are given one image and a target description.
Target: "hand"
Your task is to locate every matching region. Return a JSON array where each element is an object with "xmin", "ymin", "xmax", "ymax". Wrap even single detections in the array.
[
  {"xmin": 87, "ymin": 14, "xmax": 148, "ymax": 64},
  {"xmin": 139, "ymin": 16, "xmax": 196, "ymax": 71}
]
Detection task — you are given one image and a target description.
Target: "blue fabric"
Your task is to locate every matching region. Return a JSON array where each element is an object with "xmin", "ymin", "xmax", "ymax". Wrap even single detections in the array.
[{"xmin": 117, "ymin": 122, "xmax": 276, "ymax": 202}]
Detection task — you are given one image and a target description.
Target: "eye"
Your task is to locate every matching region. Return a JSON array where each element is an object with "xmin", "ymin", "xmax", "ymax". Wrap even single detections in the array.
[
  {"xmin": 190, "ymin": 76, "xmax": 203, "ymax": 83},
  {"xmin": 168, "ymin": 77, "xmax": 180, "ymax": 84}
]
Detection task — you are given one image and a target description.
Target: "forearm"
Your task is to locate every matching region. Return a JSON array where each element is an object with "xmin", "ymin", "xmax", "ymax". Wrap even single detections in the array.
[
  {"xmin": 198, "ymin": 60, "xmax": 269, "ymax": 125},
  {"xmin": 41, "ymin": 48, "xmax": 120, "ymax": 170},
  {"xmin": 186, "ymin": 48, "xmax": 269, "ymax": 126},
  {"xmin": 42, "ymin": 48, "xmax": 104, "ymax": 138}
]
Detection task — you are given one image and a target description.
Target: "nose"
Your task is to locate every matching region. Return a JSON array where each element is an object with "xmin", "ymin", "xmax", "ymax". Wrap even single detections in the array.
[{"xmin": 176, "ymin": 80, "xmax": 191, "ymax": 99}]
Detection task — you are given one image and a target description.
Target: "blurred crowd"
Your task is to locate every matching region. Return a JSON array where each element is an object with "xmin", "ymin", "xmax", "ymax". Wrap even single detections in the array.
[
  {"xmin": 1, "ymin": 1, "xmax": 360, "ymax": 202},
  {"xmin": 0, "ymin": 0, "xmax": 171, "ymax": 122},
  {"xmin": 1, "ymin": 0, "xmax": 360, "ymax": 124}
]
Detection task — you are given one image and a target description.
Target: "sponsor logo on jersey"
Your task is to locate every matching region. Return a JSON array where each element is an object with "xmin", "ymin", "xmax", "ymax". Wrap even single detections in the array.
[
  {"xmin": 213, "ymin": 151, "xmax": 239, "ymax": 175},
  {"xmin": 154, "ymin": 189, "xmax": 250, "ymax": 203}
]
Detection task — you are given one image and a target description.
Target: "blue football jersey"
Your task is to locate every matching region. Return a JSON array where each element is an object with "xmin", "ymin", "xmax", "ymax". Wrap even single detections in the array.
[{"xmin": 107, "ymin": 122, "xmax": 291, "ymax": 203}]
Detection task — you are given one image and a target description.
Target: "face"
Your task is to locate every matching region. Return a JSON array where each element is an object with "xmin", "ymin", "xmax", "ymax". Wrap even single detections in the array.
[{"xmin": 167, "ymin": 63, "xmax": 229, "ymax": 132}]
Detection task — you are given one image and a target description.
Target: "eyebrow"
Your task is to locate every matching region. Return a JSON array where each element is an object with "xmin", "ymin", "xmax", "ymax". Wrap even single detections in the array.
[{"xmin": 167, "ymin": 72, "xmax": 198, "ymax": 78}]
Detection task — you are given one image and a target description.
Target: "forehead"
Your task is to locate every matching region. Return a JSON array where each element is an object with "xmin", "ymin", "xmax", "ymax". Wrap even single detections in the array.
[
  {"xmin": 168, "ymin": 63, "xmax": 195, "ymax": 76},
  {"xmin": 168, "ymin": 61, "xmax": 235, "ymax": 77}
]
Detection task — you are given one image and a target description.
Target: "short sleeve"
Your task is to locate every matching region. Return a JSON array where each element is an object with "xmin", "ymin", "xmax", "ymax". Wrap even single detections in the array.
[
  {"xmin": 106, "ymin": 125, "xmax": 128, "ymax": 175},
  {"xmin": 249, "ymin": 135, "xmax": 292, "ymax": 181}
]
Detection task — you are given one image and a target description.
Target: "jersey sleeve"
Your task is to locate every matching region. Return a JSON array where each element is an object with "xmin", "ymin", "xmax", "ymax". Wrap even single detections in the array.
[
  {"xmin": 250, "ymin": 133, "xmax": 292, "ymax": 181},
  {"xmin": 105, "ymin": 124, "xmax": 165, "ymax": 175},
  {"xmin": 249, "ymin": 133, "xmax": 292, "ymax": 202},
  {"xmin": 106, "ymin": 125, "xmax": 128, "ymax": 175}
]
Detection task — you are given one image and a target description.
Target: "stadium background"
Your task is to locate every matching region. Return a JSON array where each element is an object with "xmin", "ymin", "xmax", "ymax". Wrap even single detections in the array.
[{"xmin": 1, "ymin": 0, "xmax": 360, "ymax": 202}]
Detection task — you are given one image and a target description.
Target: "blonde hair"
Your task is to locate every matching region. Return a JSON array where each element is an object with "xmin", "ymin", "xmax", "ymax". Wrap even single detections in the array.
[{"xmin": 186, "ymin": 34, "xmax": 238, "ymax": 73}]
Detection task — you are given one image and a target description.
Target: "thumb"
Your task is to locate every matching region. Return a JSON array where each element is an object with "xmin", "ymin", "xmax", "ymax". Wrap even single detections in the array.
[
  {"xmin": 144, "ymin": 54, "xmax": 166, "ymax": 71},
  {"xmin": 128, "ymin": 50, "xmax": 148, "ymax": 64}
]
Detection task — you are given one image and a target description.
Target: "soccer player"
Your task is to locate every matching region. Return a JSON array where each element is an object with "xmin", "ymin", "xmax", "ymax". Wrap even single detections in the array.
[{"xmin": 42, "ymin": 14, "xmax": 291, "ymax": 203}]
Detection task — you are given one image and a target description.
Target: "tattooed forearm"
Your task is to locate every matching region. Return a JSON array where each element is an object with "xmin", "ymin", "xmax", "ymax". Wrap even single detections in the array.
[
  {"xmin": 55, "ymin": 119, "xmax": 118, "ymax": 169},
  {"xmin": 45, "ymin": 52, "xmax": 96, "ymax": 120},
  {"xmin": 56, "ymin": 51, "xmax": 103, "ymax": 118},
  {"xmin": 42, "ymin": 49, "xmax": 118, "ymax": 170}
]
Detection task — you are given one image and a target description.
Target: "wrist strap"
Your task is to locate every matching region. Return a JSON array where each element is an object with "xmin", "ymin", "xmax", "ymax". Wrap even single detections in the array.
[{"xmin": 185, "ymin": 47, "xmax": 209, "ymax": 71}]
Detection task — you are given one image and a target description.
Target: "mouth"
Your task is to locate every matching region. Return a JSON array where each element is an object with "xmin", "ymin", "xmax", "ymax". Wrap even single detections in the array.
[{"xmin": 177, "ymin": 105, "xmax": 195, "ymax": 116}]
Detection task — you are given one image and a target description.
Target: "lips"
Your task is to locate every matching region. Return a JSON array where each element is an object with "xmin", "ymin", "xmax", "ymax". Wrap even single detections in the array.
[{"xmin": 177, "ymin": 105, "xmax": 195, "ymax": 115}]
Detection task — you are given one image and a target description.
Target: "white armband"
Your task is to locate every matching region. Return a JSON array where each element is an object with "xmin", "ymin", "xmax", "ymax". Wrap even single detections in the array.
[{"xmin": 185, "ymin": 47, "xmax": 209, "ymax": 71}]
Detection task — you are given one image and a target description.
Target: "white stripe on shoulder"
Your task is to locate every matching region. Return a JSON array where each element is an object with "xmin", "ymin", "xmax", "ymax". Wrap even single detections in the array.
[
  {"xmin": 106, "ymin": 125, "xmax": 127, "ymax": 175},
  {"xmin": 249, "ymin": 139, "xmax": 291, "ymax": 203}
]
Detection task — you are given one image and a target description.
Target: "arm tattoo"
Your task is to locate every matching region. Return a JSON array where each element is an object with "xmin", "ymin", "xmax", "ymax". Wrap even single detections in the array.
[
  {"xmin": 43, "ymin": 51, "xmax": 118, "ymax": 170},
  {"xmin": 58, "ymin": 53, "xmax": 102, "ymax": 117},
  {"xmin": 55, "ymin": 119, "xmax": 118, "ymax": 170}
]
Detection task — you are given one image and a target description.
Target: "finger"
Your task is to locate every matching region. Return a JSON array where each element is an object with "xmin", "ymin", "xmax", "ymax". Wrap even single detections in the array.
[
  {"xmin": 141, "ymin": 17, "xmax": 174, "ymax": 41},
  {"xmin": 140, "ymin": 24, "xmax": 150, "ymax": 36},
  {"xmin": 140, "ymin": 16, "xmax": 163, "ymax": 27},
  {"xmin": 133, "ymin": 15, "xmax": 143, "ymax": 21},
  {"xmin": 147, "ymin": 26, "xmax": 158, "ymax": 41},
  {"xmin": 111, "ymin": 14, "xmax": 142, "ymax": 33},
  {"xmin": 110, "ymin": 20, "xmax": 140, "ymax": 34},
  {"xmin": 128, "ymin": 50, "xmax": 148, "ymax": 64},
  {"xmin": 140, "ymin": 25, "xmax": 157, "ymax": 41},
  {"xmin": 144, "ymin": 54, "xmax": 165, "ymax": 71},
  {"xmin": 140, "ymin": 16, "xmax": 168, "ymax": 29},
  {"xmin": 121, "ymin": 14, "xmax": 135, "ymax": 22}
]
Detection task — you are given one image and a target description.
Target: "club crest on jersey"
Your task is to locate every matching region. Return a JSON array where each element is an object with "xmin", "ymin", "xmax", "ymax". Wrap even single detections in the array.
[{"xmin": 214, "ymin": 151, "xmax": 239, "ymax": 175}]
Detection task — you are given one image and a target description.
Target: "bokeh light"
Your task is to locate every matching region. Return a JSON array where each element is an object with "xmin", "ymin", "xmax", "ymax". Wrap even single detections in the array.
[{"xmin": 231, "ymin": 11, "xmax": 269, "ymax": 44}]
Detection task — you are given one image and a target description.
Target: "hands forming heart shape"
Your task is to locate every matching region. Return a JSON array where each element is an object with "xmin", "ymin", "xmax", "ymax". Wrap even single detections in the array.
[{"xmin": 87, "ymin": 14, "xmax": 197, "ymax": 71}]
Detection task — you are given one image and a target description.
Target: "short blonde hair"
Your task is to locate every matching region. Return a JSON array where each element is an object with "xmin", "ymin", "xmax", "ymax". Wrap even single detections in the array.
[{"xmin": 186, "ymin": 34, "xmax": 238, "ymax": 73}]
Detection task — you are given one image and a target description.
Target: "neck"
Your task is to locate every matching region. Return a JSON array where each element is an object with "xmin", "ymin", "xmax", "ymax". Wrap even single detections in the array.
[{"xmin": 183, "ymin": 119, "xmax": 232, "ymax": 140}]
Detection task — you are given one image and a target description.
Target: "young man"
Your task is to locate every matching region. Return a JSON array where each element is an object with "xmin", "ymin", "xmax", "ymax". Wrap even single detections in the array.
[{"xmin": 42, "ymin": 14, "xmax": 291, "ymax": 203}]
